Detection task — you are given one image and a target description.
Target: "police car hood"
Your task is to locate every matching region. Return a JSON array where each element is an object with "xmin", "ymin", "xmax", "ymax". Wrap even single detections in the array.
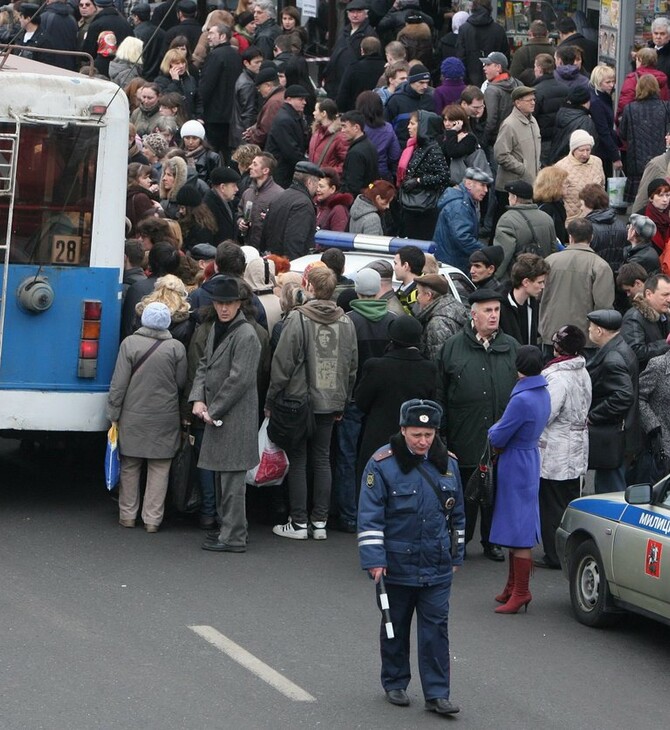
[{"xmin": 568, "ymin": 494, "xmax": 628, "ymax": 522}]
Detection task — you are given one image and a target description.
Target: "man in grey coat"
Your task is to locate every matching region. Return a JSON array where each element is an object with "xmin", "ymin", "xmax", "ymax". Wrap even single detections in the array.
[{"xmin": 191, "ymin": 277, "xmax": 262, "ymax": 553}]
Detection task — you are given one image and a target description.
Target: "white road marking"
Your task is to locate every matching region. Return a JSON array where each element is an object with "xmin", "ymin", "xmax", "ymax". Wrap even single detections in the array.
[{"xmin": 189, "ymin": 625, "xmax": 317, "ymax": 703}]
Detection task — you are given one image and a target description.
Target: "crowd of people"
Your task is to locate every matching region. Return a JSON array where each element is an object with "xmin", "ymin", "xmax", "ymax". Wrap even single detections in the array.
[{"xmin": 8, "ymin": 0, "xmax": 670, "ymax": 713}]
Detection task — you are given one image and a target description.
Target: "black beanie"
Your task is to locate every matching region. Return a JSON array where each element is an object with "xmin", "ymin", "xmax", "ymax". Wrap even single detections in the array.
[{"xmin": 515, "ymin": 345, "xmax": 544, "ymax": 376}]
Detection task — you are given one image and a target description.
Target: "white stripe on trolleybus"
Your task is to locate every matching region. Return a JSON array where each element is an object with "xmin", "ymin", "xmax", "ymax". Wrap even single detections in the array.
[{"xmin": 189, "ymin": 625, "xmax": 316, "ymax": 702}]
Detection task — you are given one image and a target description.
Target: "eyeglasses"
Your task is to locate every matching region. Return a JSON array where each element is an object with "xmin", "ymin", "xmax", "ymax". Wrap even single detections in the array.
[{"xmin": 79, "ymin": 2, "xmax": 93, "ymax": 5}]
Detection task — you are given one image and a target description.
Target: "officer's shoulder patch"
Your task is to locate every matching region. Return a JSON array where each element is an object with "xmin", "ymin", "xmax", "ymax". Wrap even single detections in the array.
[
  {"xmin": 366, "ymin": 473, "xmax": 375, "ymax": 488},
  {"xmin": 448, "ymin": 451, "xmax": 458, "ymax": 461},
  {"xmin": 373, "ymin": 448, "xmax": 393, "ymax": 462}
]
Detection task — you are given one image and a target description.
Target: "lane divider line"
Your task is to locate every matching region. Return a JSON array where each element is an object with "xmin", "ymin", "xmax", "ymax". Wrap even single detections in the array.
[{"xmin": 188, "ymin": 625, "xmax": 317, "ymax": 703}]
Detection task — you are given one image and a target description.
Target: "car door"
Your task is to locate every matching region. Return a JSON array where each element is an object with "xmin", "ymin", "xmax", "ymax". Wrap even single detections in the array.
[{"xmin": 610, "ymin": 479, "xmax": 670, "ymax": 620}]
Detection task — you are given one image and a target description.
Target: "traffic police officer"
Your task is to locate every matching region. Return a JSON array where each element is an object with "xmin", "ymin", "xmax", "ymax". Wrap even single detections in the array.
[{"xmin": 357, "ymin": 399, "xmax": 465, "ymax": 715}]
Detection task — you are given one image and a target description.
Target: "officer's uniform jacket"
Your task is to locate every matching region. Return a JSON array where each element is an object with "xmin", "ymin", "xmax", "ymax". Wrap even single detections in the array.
[{"xmin": 357, "ymin": 434, "xmax": 465, "ymax": 586}]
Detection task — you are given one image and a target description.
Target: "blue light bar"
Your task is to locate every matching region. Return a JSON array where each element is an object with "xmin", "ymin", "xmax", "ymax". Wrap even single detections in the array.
[{"xmin": 315, "ymin": 230, "xmax": 436, "ymax": 254}]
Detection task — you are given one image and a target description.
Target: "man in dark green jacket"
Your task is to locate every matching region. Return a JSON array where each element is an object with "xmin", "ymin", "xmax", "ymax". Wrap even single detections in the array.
[{"xmin": 437, "ymin": 289, "xmax": 519, "ymax": 561}]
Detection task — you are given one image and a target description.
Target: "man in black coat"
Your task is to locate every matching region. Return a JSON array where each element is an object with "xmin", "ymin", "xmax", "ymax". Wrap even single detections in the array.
[
  {"xmin": 455, "ymin": 0, "xmax": 509, "ymax": 87},
  {"xmin": 322, "ymin": 0, "xmax": 378, "ymax": 99},
  {"xmin": 384, "ymin": 64, "xmax": 435, "ymax": 147},
  {"xmin": 260, "ymin": 161, "xmax": 322, "ymax": 260},
  {"xmin": 162, "ymin": 0, "xmax": 201, "ymax": 53},
  {"xmin": 203, "ymin": 167, "xmax": 241, "ymax": 244},
  {"xmin": 498, "ymin": 254, "xmax": 550, "ymax": 346},
  {"xmin": 556, "ymin": 17, "xmax": 598, "ymax": 74},
  {"xmin": 586, "ymin": 309, "xmax": 639, "ymax": 494},
  {"xmin": 252, "ymin": 0, "xmax": 281, "ymax": 60},
  {"xmin": 82, "ymin": 0, "xmax": 133, "ymax": 76},
  {"xmin": 38, "ymin": 0, "xmax": 78, "ymax": 70},
  {"xmin": 130, "ymin": 4, "xmax": 165, "ymax": 82},
  {"xmin": 199, "ymin": 23, "xmax": 243, "ymax": 162},
  {"xmin": 336, "ymin": 36, "xmax": 386, "ymax": 113},
  {"xmin": 340, "ymin": 110, "xmax": 379, "ymax": 197},
  {"xmin": 265, "ymin": 85, "xmax": 310, "ymax": 189},
  {"xmin": 621, "ymin": 273, "xmax": 670, "ymax": 371},
  {"xmin": 649, "ymin": 17, "xmax": 670, "ymax": 81},
  {"xmin": 532, "ymin": 53, "xmax": 569, "ymax": 165}
]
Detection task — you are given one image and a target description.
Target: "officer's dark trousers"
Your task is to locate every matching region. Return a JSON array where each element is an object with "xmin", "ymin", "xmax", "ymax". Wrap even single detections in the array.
[
  {"xmin": 380, "ymin": 581, "xmax": 452, "ymax": 700},
  {"xmin": 539, "ymin": 477, "xmax": 581, "ymax": 567},
  {"xmin": 460, "ymin": 466, "xmax": 493, "ymax": 547}
]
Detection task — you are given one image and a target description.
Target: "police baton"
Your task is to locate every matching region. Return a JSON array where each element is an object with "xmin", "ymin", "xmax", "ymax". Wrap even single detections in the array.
[{"xmin": 377, "ymin": 574, "xmax": 394, "ymax": 639}]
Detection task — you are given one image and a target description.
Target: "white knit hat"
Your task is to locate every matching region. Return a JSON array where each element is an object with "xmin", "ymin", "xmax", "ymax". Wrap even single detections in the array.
[
  {"xmin": 180, "ymin": 119, "xmax": 206, "ymax": 140},
  {"xmin": 141, "ymin": 302, "xmax": 172, "ymax": 330},
  {"xmin": 569, "ymin": 129, "xmax": 595, "ymax": 152}
]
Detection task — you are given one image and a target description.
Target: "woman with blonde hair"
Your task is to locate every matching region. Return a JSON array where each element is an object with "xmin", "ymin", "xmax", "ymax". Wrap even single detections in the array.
[
  {"xmin": 155, "ymin": 49, "xmax": 199, "ymax": 118},
  {"xmin": 109, "ymin": 36, "xmax": 144, "ymax": 87},
  {"xmin": 137, "ymin": 274, "xmax": 194, "ymax": 348},
  {"xmin": 533, "ymin": 166, "xmax": 568, "ymax": 243},
  {"xmin": 231, "ymin": 143, "xmax": 262, "ymax": 196},
  {"xmin": 588, "ymin": 64, "xmax": 622, "ymax": 178},
  {"xmin": 159, "ymin": 156, "xmax": 189, "ymax": 219}
]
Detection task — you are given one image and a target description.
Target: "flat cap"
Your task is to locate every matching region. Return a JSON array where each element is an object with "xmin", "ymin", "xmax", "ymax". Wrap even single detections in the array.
[
  {"xmin": 255, "ymin": 67, "xmax": 279, "ymax": 85},
  {"xmin": 628, "ymin": 213, "xmax": 657, "ymax": 240},
  {"xmin": 468, "ymin": 288, "xmax": 505, "ymax": 305},
  {"xmin": 284, "ymin": 84, "xmax": 309, "ymax": 98},
  {"xmin": 363, "ymin": 259, "xmax": 393, "ymax": 279},
  {"xmin": 177, "ymin": 0, "xmax": 197, "ymax": 13},
  {"xmin": 346, "ymin": 0, "xmax": 369, "ymax": 10},
  {"xmin": 189, "ymin": 243, "xmax": 217, "ymax": 261},
  {"xmin": 587, "ymin": 309, "xmax": 622, "ymax": 331},
  {"xmin": 464, "ymin": 166, "xmax": 494, "ymax": 184},
  {"xmin": 294, "ymin": 160, "xmax": 324, "ymax": 177},
  {"xmin": 511, "ymin": 85, "xmax": 535, "ymax": 101},
  {"xmin": 355, "ymin": 268, "xmax": 381, "ymax": 295},
  {"xmin": 416, "ymin": 273, "xmax": 449, "ymax": 296},
  {"xmin": 399, "ymin": 398, "xmax": 443, "ymax": 429},
  {"xmin": 469, "ymin": 245, "xmax": 505, "ymax": 269},
  {"xmin": 480, "ymin": 51, "xmax": 508, "ymax": 69},
  {"xmin": 210, "ymin": 166, "xmax": 241, "ymax": 185},
  {"xmin": 504, "ymin": 179, "xmax": 534, "ymax": 199}
]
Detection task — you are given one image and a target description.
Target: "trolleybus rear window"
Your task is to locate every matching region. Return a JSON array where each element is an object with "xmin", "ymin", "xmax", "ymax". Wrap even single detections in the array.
[{"xmin": 0, "ymin": 123, "xmax": 99, "ymax": 266}]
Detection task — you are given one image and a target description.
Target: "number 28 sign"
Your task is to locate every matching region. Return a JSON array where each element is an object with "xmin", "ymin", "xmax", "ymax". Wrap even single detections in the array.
[{"xmin": 51, "ymin": 235, "xmax": 82, "ymax": 265}]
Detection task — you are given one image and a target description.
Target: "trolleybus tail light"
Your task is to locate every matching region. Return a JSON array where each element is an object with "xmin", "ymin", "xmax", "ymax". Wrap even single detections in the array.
[
  {"xmin": 89, "ymin": 104, "xmax": 108, "ymax": 117},
  {"xmin": 78, "ymin": 299, "xmax": 102, "ymax": 378}
]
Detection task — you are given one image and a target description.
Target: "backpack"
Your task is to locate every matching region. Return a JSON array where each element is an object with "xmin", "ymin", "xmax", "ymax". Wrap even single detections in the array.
[{"xmin": 512, "ymin": 209, "xmax": 543, "ymax": 258}]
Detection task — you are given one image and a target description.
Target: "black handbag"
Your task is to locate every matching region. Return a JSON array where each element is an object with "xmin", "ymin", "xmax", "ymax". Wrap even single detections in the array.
[
  {"xmin": 267, "ymin": 314, "xmax": 315, "ymax": 451},
  {"xmin": 463, "ymin": 440, "xmax": 496, "ymax": 509},
  {"xmin": 397, "ymin": 184, "xmax": 439, "ymax": 212},
  {"xmin": 168, "ymin": 430, "xmax": 201, "ymax": 514},
  {"xmin": 587, "ymin": 421, "xmax": 625, "ymax": 470}
]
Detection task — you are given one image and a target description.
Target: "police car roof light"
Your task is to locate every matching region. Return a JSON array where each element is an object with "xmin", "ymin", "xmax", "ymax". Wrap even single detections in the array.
[{"xmin": 315, "ymin": 230, "xmax": 436, "ymax": 255}]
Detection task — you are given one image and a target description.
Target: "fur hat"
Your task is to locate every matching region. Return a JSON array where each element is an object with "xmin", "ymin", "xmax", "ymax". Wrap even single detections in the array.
[
  {"xmin": 551, "ymin": 324, "xmax": 586, "ymax": 355},
  {"xmin": 142, "ymin": 132, "xmax": 169, "ymax": 158},
  {"xmin": 399, "ymin": 399, "xmax": 443, "ymax": 429}
]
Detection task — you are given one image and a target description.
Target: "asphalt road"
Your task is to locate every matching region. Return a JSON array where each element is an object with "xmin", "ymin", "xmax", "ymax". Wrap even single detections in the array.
[{"xmin": 1, "ymin": 438, "xmax": 669, "ymax": 730}]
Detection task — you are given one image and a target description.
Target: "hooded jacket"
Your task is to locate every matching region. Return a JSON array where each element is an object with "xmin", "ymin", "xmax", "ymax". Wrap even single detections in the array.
[
  {"xmin": 554, "ymin": 64, "xmax": 590, "ymax": 91},
  {"xmin": 539, "ymin": 356, "xmax": 591, "ymax": 480},
  {"xmin": 483, "ymin": 74, "xmax": 522, "ymax": 147},
  {"xmin": 347, "ymin": 299, "xmax": 396, "ymax": 380},
  {"xmin": 266, "ymin": 300, "xmax": 358, "ymax": 414},
  {"xmin": 455, "ymin": 5, "xmax": 509, "ymax": 87},
  {"xmin": 404, "ymin": 110, "xmax": 449, "ymax": 194},
  {"xmin": 39, "ymin": 2, "xmax": 78, "ymax": 70},
  {"xmin": 533, "ymin": 74, "xmax": 569, "ymax": 147},
  {"xmin": 349, "ymin": 195, "xmax": 384, "ymax": 236},
  {"xmin": 384, "ymin": 81, "xmax": 436, "ymax": 147},
  {"xmin": 549, "ymin": 105, "xmax": 599, "ymax": 164},
  {"xmin": 621, "ymin": 293, "xmax": 670, "ymax": 369},
  {"xmin": 509, "ymin": 37, "xmax": 556, "ymax": 85},
  {"xmin": 415, "ymin": 293, "xmax": 468, "ymax": 361}
]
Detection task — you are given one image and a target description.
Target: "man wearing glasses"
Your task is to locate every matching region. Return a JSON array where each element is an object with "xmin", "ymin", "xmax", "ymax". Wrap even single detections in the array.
[{"xmin": 77, "ymin": 0, "xmax": 97, "ymax": 48}]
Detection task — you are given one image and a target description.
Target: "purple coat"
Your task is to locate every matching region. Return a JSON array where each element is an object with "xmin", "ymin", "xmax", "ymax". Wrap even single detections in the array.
[
  {"xmin": 433, "ymin": 79, "xmax": 466, "ymax": 114},
  {"xmin": 488, "ymin": 375, "xmax": 551, "ymax": 548},
  {"xmin": 365, "ymin": 123, "xmax": 401, "ymax": 180}
]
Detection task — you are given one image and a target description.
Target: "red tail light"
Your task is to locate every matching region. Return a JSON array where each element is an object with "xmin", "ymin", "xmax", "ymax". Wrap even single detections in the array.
[{"xmin": 78, "ymin": 300, "xmax": 102, "ymax": 378}]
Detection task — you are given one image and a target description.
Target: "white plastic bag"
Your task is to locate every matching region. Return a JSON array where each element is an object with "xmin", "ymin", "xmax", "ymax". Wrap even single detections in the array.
[
  {"xmin": 246, "ymin": 418, "xmax": 289, "ymax": 487},
  {"xmin": 607, "ymin": 173, "xmax": 626, "ymax": 209}
]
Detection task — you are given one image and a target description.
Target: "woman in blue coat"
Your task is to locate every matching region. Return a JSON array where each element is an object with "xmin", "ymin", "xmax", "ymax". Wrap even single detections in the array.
[{"xmin": 488, "ymin": 346, "xmax": 551, "ymax": 614}]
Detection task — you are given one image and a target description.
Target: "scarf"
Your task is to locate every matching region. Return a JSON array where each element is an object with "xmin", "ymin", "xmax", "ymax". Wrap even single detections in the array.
[
  {"xmin": 212, "ymin": 319, "xmax": 232, "ymax": 351},
  {"xmin": 396, "ymin": 137, "xmax": 417, "ymax": 186},
  {"xmin": 545, "ymin": 354, "xmax": 578, "ymax": 367},
  {"xmin": 644, "ymin": 201, "xmax": 670, "ymax": 253}
]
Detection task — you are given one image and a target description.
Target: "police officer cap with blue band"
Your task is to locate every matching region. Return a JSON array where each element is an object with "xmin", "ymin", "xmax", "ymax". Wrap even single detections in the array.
[{"xmin": 399, "ymin": 399, "xmax": 443, "ymax": 429}]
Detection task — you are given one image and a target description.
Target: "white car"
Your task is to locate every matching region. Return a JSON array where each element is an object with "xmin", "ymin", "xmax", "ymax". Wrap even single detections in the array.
[{"xmin": 290, "ymin": 242, "xmax": 474, "ymax": 304}]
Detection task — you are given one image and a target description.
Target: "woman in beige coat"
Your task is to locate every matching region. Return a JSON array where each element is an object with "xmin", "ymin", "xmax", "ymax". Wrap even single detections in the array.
[{"xmin": 107, "ymin": 303, "xmax": 187, "ymax": 532}]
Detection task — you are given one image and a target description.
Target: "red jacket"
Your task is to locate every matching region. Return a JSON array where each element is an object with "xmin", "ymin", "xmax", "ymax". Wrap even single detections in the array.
[
  {"xmin": 616, "ymin": 67, "xmax": 670, "ymax": 123},
  {"xmin": 316, "ymin": 192, "xmax": 353, "ymax": 232},
  {"xmin": 308, "ymin": 120, "xmax": 349, "ymax": 174}
]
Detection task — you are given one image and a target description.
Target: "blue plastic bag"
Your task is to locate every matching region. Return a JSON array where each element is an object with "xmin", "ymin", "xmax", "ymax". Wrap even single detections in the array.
[{"xmin": 105, "ymin": 423, "xmax": 121, "ymax": 490}]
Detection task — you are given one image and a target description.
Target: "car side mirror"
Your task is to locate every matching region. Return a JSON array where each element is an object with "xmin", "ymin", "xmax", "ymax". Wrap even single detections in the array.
[{"xmin": 625, "ymin": 483, "xmax": 653, "ymax": 505}]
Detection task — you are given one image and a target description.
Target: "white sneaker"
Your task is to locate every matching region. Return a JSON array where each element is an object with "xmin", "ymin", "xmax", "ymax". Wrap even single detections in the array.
[
  {"xmin": 272, "ymin": 518, "xmax": 308, "ymax": 540},
  {"xmin": 309, "ymin": 521, "xmax": 327, "ymax": 540}
]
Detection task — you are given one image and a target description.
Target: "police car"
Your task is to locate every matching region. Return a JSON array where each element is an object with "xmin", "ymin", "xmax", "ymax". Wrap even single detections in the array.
[
  {"xmin": 557, "ymin": 476, "xmax": 670, "ymax": 628},
  {"xmin": 291, "ymin": 231, "xmax": 474, "ymax": 304}
]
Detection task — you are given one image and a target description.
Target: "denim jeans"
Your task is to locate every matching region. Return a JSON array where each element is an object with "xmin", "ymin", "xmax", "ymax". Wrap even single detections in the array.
[
  {"xmin": 287, "ymin": 413, "xmax": 335, "ymax": 524},
  {"xmin": 332, "ymin": 402, "xmax": 364, "ymax": 527},
  {"xmin": 192, "ymin": 426, "xmax": 216, "ymax": 517}
]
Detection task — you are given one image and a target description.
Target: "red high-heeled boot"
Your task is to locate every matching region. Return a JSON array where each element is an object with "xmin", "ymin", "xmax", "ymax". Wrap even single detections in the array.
[
  {"xmin": 495, "ymin": 556, "xmax": 532, "ymax": 614},
  {"xmin": 494, "ymin": 553, "xmax": 515, "ymax": 603}
]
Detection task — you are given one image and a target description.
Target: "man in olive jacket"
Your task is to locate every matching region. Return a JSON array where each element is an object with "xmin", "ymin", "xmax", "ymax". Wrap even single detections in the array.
[{"xmin": 437, "ymin": 288, "xmax": 519, "ymax": 561}]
